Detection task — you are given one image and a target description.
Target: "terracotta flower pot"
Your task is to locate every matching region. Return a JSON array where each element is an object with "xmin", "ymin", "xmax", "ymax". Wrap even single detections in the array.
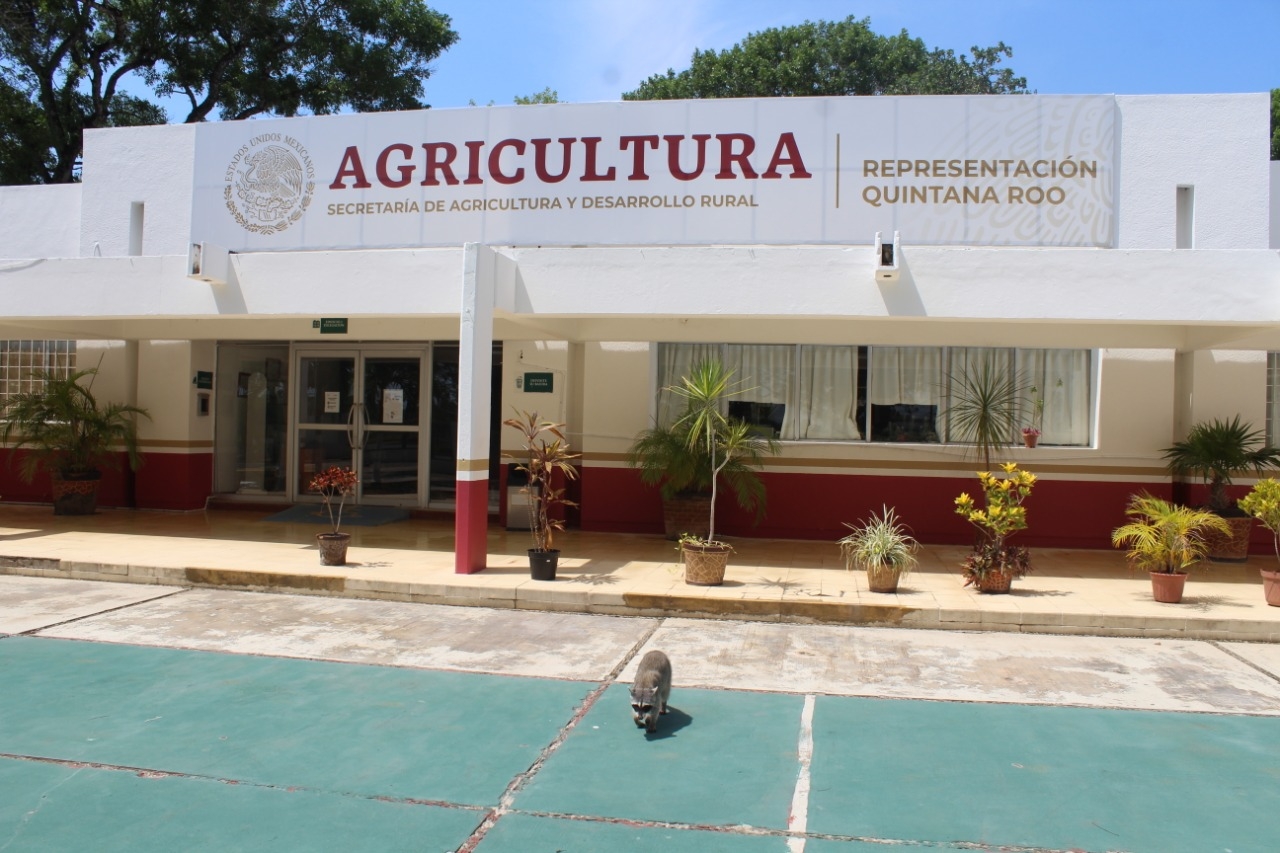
[
  {"xmin": 975, "ymin": 567, "xmax": 1014, "ymax": 594},
  {"xmin": 1150, "ymin": 571, "xmax": 1188, "ymax": 604},
  {"xmin": 316, "ymin": 532, "xmax": 351, "ymax": 566},
  {"xmin": 52, "ymin": 471, "xmax": 102, "ymax": 516},
  {"xmin": 662, "ymin": 494, "xmax": 711, "ymax": 541},
  {"xmin": 1204, "ymin": 515, "xmax": 1252, "ymax": 563},
  {"xmin": 1260, "ymin": 569, "xmax": 1280, "ymax": 607},
  {"xmin": 681, "ymin": 541, "xmax": 731, "ymax": 586},
  {"xmin": 1022, "ymin": 432, "xmax": 1039, "ymax": 448},
  {"xmin": 865, "ymin": 563, "xmax": 902, "ymax": 593}
]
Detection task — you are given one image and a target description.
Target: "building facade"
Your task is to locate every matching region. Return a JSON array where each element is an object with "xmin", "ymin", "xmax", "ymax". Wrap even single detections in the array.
[{"xmin": 1, "ymin": 93, "xmax": 1278, "ymax": 571}]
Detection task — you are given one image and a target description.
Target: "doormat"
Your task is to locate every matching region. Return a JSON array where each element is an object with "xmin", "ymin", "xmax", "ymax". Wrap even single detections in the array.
[{"xmin": 263, "ymin": 504, "xmax": 411, "ymax": 527}]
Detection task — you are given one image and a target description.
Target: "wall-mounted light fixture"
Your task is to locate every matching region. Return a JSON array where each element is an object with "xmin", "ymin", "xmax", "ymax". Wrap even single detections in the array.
[
  {"xmin": 188, "ymin": 242, "xmax": 230, "ymax": 284},
  {"xmin": 873, "ymin": 231, "xmax": 901, "ymax": 282}
]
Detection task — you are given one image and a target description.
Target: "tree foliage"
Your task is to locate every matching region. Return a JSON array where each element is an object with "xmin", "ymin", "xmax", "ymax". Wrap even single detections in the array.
[
  {"xmin": 1271, "ymin": 87, "xmax": 1279, "ymax": 161},
  {"xmin": 623, "ymin": 16, "xmax": 1027, "ymax": 101},
  {"xmin": 0, "ymin": 1, "xmax": 458, "ymax": 184},
  {"xmin": 514, "ymin": 87, "xmax": 559, "ymax": 105}
]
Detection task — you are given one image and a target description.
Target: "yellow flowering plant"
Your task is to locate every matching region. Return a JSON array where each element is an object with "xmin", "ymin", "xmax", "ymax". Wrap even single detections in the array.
[
  {"xmin": 1239, "ymin": 479, "xmax": 1280, "ymax": 562},
  {"xmin": 954, "ymin": 462, "xmax": 1036, "ymax": 587}
]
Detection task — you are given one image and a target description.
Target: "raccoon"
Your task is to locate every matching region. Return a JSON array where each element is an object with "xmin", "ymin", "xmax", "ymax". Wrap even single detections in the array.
[{"xmin": 630, "ymin": 650, "xmax": 672, "ymax": 733}]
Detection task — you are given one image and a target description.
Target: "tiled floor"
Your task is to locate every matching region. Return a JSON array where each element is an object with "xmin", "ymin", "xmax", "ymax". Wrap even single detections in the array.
[{"xmin": 1, "ymin": 504, "xmax": 1279, "ymax": 640}]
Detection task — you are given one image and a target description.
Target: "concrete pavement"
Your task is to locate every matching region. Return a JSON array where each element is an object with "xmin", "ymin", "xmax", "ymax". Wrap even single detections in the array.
[
  {"xmin": 2, "ymin": 503, "xmax": 1280, "ymax": 640},
  {"xmin": 6, "ymin": 577, "xmax": 1280, "ymax": 850}
]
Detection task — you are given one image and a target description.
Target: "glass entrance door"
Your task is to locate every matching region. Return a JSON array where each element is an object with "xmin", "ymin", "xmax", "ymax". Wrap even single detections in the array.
[{"xmin": 294, "ymin": 350, "xmax": 425, "ymax": 505}]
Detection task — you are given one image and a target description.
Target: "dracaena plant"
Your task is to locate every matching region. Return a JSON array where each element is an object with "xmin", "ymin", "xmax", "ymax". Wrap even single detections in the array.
[
  {"xmin": 504, "ymin": 411, "xmax": 579, "ymax": 552},
  {"xmin": 667, "ymin": 359, "xmax": 779, "ymax": 546}
]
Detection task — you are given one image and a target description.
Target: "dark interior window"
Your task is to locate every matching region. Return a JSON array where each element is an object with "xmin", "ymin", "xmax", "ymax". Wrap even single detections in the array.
[
  {"xmin": 727, "ymin": 401, "xmax": 785, "ymax": 438},
  {"xmin": 870, "ymin": 403, "xmax": 938, "ymax": 443}
]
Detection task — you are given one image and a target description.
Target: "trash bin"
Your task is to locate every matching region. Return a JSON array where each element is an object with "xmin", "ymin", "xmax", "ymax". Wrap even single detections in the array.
[{"xmin": 506, "ymin": 464, "xmax": 533, "ymax": 531}]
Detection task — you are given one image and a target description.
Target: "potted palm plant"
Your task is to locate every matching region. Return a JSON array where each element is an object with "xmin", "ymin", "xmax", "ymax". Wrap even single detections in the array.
[
  {"xmin": 838, "ymin": 506, "xmax": 919, "ymax": 593},
  {"xmin": 954, "ymin": 462, "xmax": 1036, "ymax": 593},
  {"xmin": 1111, "ymin": 492, "xmax": 1231, "ymax": 603},
  {"xmin": 1162, "ymin": 416, "xmax": 1280, "ymax": 561},
  {"xmin": 504, "ymin": 410, "xmax": 579, "ymax": 580},
  {"xmin": 1237, "ymin": 479, "xmax": 1280, "ymax": 606},
  {"xmin": 1, "ymin": 368, "xmax": 150, "ymax": 515},
  {"xmin": 667, "ymin": 359, "xmax": 779, "ymax": 586},
  {"xmin": 627, "ymin": 414, "xmax": 770, "ymax": 541},
  {"xmin": 308, "ymin": 465, "xmax": 358, "ymax": 566}
]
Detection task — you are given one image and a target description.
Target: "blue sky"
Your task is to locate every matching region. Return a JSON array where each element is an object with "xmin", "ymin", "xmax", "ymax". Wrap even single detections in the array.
[{"xmin": 421, "ymin": 0, "xmax": 1279, "ymax": 108}]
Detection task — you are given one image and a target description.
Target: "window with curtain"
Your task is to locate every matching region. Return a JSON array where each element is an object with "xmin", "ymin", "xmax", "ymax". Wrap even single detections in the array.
[{"xmin": 654, "ymin": 343, "xmax": 1093, "ymax": 446}]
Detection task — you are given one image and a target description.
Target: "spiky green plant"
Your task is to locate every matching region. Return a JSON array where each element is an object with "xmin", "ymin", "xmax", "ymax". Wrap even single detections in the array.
[
  {"xmin": 1, "ymin": 368, "xmax": 149, "ymax": 481},
  {"xmin": 946, "ymin": 356, "xmax": 1026, "ymax": 469},
  {"xmin": 838, "ymin": 505, "xmax": 919, "ymax": 577},
  {"xmin": 1111, "ymin": 493, "xmax": 1231, "ymax": 574},
  {"xmin": 1162, "ymin": 416, "xmax": 1280, "ymax": 514},
  {"xmin": 668, "ymin": 359, "xmax": 779, "ymax": 545}
]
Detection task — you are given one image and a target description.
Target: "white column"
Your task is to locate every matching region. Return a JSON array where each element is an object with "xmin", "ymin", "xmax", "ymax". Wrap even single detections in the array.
[{"xmin": 455, "ymin": 243, "xmax": 496, "ymax": 573}]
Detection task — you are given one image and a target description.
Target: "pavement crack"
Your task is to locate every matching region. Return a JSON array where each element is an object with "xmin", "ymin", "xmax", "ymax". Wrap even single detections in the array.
[
  {"xmin": 1207, "ymin": 640, "xmax": 1280, "ymax": 686},
  {"xmin": 0, "ymin": 752, "xmax": 486, "ymax": 814},
  {"xmin": 455, "ymin": 617, "xmax": 666, "ymax": 852},
  {"xmin": 19, "ymin": 587, "xmax": 191, "ymax": 636}
]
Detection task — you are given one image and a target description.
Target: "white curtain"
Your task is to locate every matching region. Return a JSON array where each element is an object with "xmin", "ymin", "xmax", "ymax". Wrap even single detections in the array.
[
  {"xmin": 870, "ymin": 347, "xmax": 943, "ymax": 406},
  {"xmin": 655, "ymin": 343, "xmax": 720, "ymax": 427},
  {"xmin": 945, "ymin": 347, "xmax": 1013, "ymax": 442},
  {"xmin": 791, "ymin": 346, "xmax": 860, "ymax": 439},
  {"xmin": 1019, "ymin": 348, "xmax": 1091, "ymax": 445},
  {"xmin": 655, "ymin": 342, "xmax": 1091, "ymax": 446}
]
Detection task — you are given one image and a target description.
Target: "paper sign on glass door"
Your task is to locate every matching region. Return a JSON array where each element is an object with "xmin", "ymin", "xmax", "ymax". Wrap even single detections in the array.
[
  {"xmin": 324, "ymin": 391, "xmax": 340, "ymax": 414},
  {"xmin": 383, "ymin": 388, "xmax": 404, "ymax": 424}
]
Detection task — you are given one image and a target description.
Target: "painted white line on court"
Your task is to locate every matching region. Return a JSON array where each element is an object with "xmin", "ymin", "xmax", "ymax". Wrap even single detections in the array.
[{"xmin": 787, "ymin": 693, "xmax": 816, "ymax": 853}]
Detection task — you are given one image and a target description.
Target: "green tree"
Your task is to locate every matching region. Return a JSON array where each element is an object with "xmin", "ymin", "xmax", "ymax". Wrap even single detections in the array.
[
  {"xmin": 0, "ymin": 1, "xmax": 459, "ymax": 184},
  {"xmin": 623, "ymin": 16, "xmax": 1026, "ymax": 100},
  {"xmin": 514, "ymin": 87, "xmax": 559, "ymax": 105},
  {"xmin": 1271, "ymin": 87, "xmax": 1279, "ymax": 160}
]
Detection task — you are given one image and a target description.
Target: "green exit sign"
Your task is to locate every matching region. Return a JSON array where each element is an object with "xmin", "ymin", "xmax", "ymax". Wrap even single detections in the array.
[
  {"xmin": 313, "ymin": 318, "xmax": 348, "ymax": 334},
  {"xmin": 523, "ymin": 372, "xmax": 554, "ymax": 393}
]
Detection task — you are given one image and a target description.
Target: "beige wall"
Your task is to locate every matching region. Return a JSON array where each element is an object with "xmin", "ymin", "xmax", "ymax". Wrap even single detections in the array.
[{"xmin": 500, "ymin": 340, "xmax": 572, "ymax": 451}]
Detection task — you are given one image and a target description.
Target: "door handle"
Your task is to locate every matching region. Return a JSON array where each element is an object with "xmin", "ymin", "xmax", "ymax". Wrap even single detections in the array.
[{"xmin": 346, "ymin": 402, "xmax": 359, "ymax": 450}]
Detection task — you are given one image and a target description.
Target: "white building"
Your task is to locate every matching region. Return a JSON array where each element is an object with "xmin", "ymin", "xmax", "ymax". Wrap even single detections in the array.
[{"xmin": 1, "ymin": 93, "xmax": 1277, "ymax": 571}]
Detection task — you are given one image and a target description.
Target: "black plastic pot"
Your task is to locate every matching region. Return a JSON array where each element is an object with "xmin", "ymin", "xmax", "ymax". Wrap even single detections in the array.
[{"xmin": 528, "ymin": 549, "xmax": 560, "ymax": 581}]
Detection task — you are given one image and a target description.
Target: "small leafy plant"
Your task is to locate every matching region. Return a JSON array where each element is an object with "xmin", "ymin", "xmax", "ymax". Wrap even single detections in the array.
[
  {"xmin": 838, "ymin": 506, "xmax": 919, "ymax": 577},
  {"xmin": 308, "ymin": 466, "xmax": 358, "ymax": 534},
  {"xmin": 1022, "ymin": 385, "xmax": 1045, "ymax": 439},
  {"xmin": 1238, "ymin": 479, "xmax": 1280, "ymax": 562}
]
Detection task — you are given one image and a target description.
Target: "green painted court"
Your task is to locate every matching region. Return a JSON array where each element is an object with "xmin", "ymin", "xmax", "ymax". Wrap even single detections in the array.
[{"xmin": 3, "ymin": 635, "xmax": 1279, "ymax": 852}]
